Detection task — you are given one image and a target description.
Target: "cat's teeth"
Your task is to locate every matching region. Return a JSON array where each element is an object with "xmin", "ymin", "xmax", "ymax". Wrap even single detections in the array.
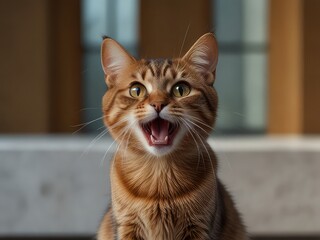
[
  {"xmin": 151, "ymin": 135, "xmax": 161, "ymax": 143},
  {"xmin": 150, "ymin": 135, "xmax": 169, "ymax": 145},
  {"xmin": 151, "ymin": 135, "xmax": 159, "ymax": 144}
]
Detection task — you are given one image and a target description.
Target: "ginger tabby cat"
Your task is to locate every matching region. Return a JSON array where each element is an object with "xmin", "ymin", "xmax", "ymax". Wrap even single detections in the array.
[{"xmin": 97, "ymin": 33, "xmax": 248, "ymax": 240}]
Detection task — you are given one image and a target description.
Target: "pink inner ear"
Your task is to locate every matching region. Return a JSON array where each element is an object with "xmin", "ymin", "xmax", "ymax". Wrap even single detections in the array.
[
  {"xmin": 182, "ymin": 33, "xmax": 218, "ymax": 74},
  {"xmin": 101, "ymin": 38, "xmax": 135, "ymax": 77}
]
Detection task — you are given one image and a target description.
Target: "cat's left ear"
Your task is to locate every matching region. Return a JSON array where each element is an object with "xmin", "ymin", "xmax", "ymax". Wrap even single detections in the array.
[{"xmin": 182, "ymin": 33, "xmax": 218, "ymax": 85}]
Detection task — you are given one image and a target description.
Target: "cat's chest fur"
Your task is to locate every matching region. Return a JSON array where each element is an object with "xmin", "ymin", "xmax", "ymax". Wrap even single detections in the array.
[
  {"xmin": 110, "ymin": 154, "xmax": 217, "ymax": 240},
  {"xmin": 116, "ymin": 202, "xmax": 213, "ymax": 240}
]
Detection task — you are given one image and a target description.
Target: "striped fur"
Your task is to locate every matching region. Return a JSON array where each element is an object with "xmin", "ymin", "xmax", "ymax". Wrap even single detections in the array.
[{"xmin": 98, "ymin": 33, "xmax": 248, "ymax": 240}]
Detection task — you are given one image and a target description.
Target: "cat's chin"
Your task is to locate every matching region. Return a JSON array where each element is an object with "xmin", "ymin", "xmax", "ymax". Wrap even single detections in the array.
[{"xmin": 146, "ymin": 145, "xmax": 178, "ymax": 157}]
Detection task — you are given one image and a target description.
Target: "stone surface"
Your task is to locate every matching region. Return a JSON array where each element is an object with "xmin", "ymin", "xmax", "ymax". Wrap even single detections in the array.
[{"xmin": 0, "ymin": 135, "xmax": 319, "ymax": 236}]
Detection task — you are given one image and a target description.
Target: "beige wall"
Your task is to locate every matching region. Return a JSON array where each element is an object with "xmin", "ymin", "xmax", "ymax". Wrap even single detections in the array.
[
  {"xmin": 268, "ymin": 0, "xmax": 320, "ymax": 134},
  {"xmin": 140, "ymin": 0, "xmax": 211, "ymax": 58},
  {"xmin": 0, "ymin": 0, "xmax": 50, "ymax": 133},
  {"xmin": 0, "ymin": 0, "xmax": 81, "ymax": 133}
]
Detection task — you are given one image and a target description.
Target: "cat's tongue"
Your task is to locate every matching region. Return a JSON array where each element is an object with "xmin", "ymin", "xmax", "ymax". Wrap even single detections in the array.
[{"xmin": 150, "ymin": 118, "xmax": 169, "ymax": 145}]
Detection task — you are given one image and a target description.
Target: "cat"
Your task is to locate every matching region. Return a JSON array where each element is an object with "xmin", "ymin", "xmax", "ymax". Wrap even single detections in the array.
[{"xmin": 97, "ymin": 33, "xmax": 248, "ymax": 240}]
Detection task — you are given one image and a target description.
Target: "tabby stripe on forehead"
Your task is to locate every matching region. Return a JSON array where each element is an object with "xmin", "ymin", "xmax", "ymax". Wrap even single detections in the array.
[
  {"xmin": 145, "ymin": 59, "xmax": 151, "ymax": 65},
  {"xmin": 180, "ymin": 71, "xmax": 187, "ymax": 78},
  {"xmin": 156, "ymin": 65, "xmax": 162, "ymax": 78},
  {"xmin": 163, "ymin": 64, "xmax": 171, "ymax": 77},
  {"xmin": 170, "ymin": 68, "xmax": 177, "ymax": 79},
  {"xmin": 140, "ymin": 69, "xmax": 147, "ymax": 80},
  {"xmin": 148, "ymin": 64, "xmax": 155, "ymax": 77},
  {"xmin": 149, "ymin": 60, "xmax": 161, "ymax": 78}
]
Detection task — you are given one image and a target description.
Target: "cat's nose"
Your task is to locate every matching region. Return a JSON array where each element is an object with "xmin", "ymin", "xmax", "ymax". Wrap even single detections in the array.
[{"xmin": 150, "ymin": 102, "xmax": 168, "ymax": 113}]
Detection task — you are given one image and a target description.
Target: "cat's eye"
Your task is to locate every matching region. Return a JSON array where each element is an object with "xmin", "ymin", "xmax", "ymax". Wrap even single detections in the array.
[
  {"xmin": 129, "ymin": 83, "xmax": 147, "ymax": 98},
  {"xmin": 172, "ymin": 83, "xmax": 191, "ymax": 98}
]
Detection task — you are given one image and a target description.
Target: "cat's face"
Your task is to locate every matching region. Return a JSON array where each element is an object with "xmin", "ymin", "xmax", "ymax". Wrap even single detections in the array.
[{"xmin": 101, "ymin": 33, "xmax": 218, "ymax": 157}]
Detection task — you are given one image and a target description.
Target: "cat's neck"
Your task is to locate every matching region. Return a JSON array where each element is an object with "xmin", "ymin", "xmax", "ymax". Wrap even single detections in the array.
[{"xmin": 112, "ymin": 143, "xmax": 217, "ymax": 199}]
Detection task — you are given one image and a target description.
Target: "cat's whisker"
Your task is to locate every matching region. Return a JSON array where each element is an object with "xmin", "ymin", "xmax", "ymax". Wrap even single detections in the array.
[
  {"xmin": 186, "ymin": 115, "xmax": 216, "ymax": 131},
  {"xmin": 80, "ymin": 128, "xmax": 108, "ymax": 161},
  {"xmin": 100, "ymin": 119, "xmax": 134, "ymax": 167},
  {"xmin": 72, "ymin": 112, "xmax": 127, "ymax": 134},
  {"xmin": 100, "ymin": 139, "xmax": 117, "ymax": 168},
  {"xmin": 104, "ymin": 127, "xmax": 133, "ymax": 169},
  {"xmin": 184, "ymin": 118, "xmax": 211, "ymax": 135},
  {"xmin": 176, "ymin": 23, "xmax": 190, "ymax": 70},
  {"xmin": 180, "ymin": 118, "xmax": 215, "ymax": 174},
  {"xmin": 193, "ymin": 131, "xmax": 215, "ymax": 174},
  {"xmin": 118, "ymin": 121, "xmax": 137, "ymax": 163},
  {"xmin": 170, "ymin": 112, "xmax": 215, "ymax": 135},
  {"xmin": 79, "ymin": 107, "xmax": 100, "ymax": 112},
  {"xmin": 72, "ymin": 116, "xmax": 105, "ymax": 134},
  {"xmin": 178, "ymin": 117, "xmax": 203, "ymax": 171},
  {"xmin": 179, "ymin": 118, "xmax": 206, "ymax": 168},
  {"xmin": 125, "ymin": 124, "xmax": 139, "ymax": 158},
  {"xmin": 178, "ymin": 58, "xmax": 192, "ymax": 73},
  {"xmin": 96, "ymin": 117, "xmax": 129, "ymax": 138},
  {"xmin": 100, "ymin": 132, "xmax": 124, "ymax": 168},
  {"xmin": 233, "ymin": 111, "xmax": 245, "ymax": 117},
  {"xmin": 96, "ymin": 125, "xmax": 106, "ymax": 131},
  {"xmin": 81, "ymin": 118, "xmax": 130, "ymax": 162},
  {"xmin": 105, "ymin": 118, "xmax": 139, "ymax": 169}
]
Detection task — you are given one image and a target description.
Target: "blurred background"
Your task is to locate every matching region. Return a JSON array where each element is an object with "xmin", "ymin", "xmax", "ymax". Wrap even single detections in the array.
[{"xmin": 0, "ymin": 0, "xmax": 320, "ymax": 239}]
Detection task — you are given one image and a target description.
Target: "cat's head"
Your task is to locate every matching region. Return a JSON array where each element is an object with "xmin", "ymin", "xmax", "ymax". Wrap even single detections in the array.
[{"xmin": 101, "ymin": 33, "xmax": 218, "ymax": 157}]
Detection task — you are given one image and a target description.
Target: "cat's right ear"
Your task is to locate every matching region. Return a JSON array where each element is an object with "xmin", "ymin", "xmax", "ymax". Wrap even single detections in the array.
[{"xmin": 101, "ymin": 37, "xmax": 135, "ymax": 87}]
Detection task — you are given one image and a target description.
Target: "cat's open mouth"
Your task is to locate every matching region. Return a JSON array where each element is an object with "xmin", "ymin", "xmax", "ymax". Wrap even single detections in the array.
[{"xmin": 140, "ymin": 118, "xmax": 179, "ymax": 146}]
